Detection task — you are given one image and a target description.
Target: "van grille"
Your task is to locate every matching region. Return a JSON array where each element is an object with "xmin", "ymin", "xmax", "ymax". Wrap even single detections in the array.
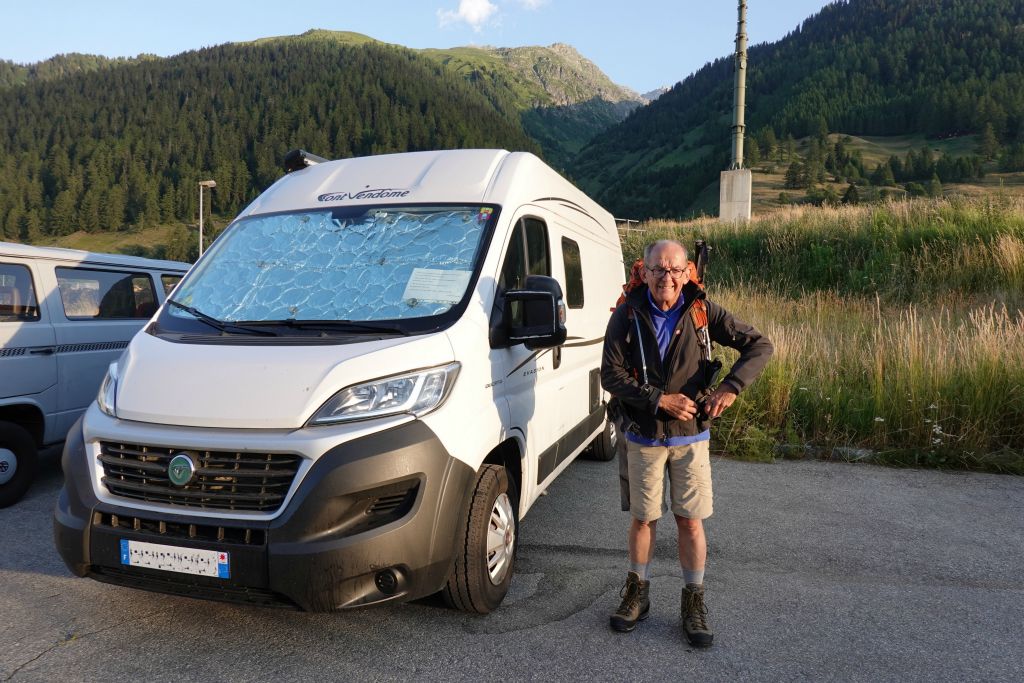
[
  {"xmin": 92, "ymin": 511, "xmax": 266, "ymax": 545},
  {"xmin": 98, "ymin": 442, "xmax": 301, "ymax": 512}
]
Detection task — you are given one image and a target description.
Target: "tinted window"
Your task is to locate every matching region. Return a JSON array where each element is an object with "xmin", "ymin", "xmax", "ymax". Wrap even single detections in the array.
[
  {"xmin": 498, "ymin": 225, "xmax": 527, "ymax": 292},
  {"xmin": 56, "ymin": 267, "xmax": 157, "ymax": 319},
  {"xmin": 161, "ymin": 274, "xmax": 182, "ymax": 297},
  {"xmin": 524, "ymin": 218, "xmax": 550, "ymax": 278},
  {"xmin": 498, "ymin": 218, "xmax": 550, "ymax": 326},
  {"xmin": 0, "ymin": 263, "xmax": 41, "ymax": 322},
  {"xmin": 561, "ymin": 237, "xmax": 584, "ymax": 308}
]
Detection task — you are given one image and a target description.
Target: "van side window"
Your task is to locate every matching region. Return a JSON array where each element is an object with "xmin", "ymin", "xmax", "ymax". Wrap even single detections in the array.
[
  {"xmin": 498, "ymin": 218, "xmax": 551, "ymax": 326},
  {"xmin": 561, "ymin": 237, "xmax": 584, "ymax": 308},
  {"xmin": 56, "ymin": 268, "xmax": 158, "ymax": 319},
  {"xmin": 0, "ymin": 263, "xmax": 41, "ymax": 322},
  {"xmin": 161, "ymin": 274, "xmax": 182, "ymax": 297},
  {"xmin": 498, "ymin": 218, "xmax": 551, "ymax": 292}
]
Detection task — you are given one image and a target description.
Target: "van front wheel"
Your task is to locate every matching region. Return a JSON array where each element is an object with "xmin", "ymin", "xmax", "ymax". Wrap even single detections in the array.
[
  {"xmin": 443, "ymin": 464, "xmax": 518, "ymax": 613},
  {"xmin": 0, "ymin": 422, "xmax": 37, "ymax": 508}
]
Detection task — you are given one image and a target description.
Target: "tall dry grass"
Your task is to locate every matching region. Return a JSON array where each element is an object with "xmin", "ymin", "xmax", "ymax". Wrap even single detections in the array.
[{"xmin": 622, "ymin": 197, "xmax": 1024, "ymax": 472}]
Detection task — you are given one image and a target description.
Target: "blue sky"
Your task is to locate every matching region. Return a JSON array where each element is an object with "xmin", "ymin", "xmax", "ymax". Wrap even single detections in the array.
[{"xmin": 1, "ymin": 1, "xmax": 834, "ymax": 93}]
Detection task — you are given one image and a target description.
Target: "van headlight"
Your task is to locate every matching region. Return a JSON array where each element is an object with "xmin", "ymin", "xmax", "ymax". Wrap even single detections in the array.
[
  {"xmin": 309, "ymin": 362, "xmax": 461, "ymax": 425},
  {"xmin": 97, "ymin": 362, "xmax": 119, "ymax": 417}
]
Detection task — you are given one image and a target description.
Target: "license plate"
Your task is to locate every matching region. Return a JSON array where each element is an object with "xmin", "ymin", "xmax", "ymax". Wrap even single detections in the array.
[{"xmin": 120, "ymin": 539, "xmax": 230, "ymax": 579}]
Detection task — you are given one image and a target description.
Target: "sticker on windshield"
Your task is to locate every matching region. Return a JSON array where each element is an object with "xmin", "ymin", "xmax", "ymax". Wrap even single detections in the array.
[{"xmin": 403, "ymin": 268, "xmax": 472, "ymax": 306}]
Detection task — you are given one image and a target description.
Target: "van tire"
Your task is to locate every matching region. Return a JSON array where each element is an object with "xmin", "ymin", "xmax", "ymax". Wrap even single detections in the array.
[
  {"xmin": 442, "ymin": 464, "xmax": 518, "ymax": 614},
  {"xmin": 0, "ymin": 422, "xmax": 37, "ymax": 508},
  {"xmin": 587, "ymin": 419, "xmax": 617, "ymax": 462}
]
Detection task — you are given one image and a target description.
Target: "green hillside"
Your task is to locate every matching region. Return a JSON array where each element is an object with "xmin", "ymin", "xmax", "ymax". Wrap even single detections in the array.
[
  {"xmin": 421, "ymin": 43, "xmax": 643, "ymax": 169},
  {"xmin": 0, "ymin": 30, "xmax": 647, "ymax": 245},
  {"xmin": 571, "ymin": 0, "xmax": 1024, "ymax": 218},
  {"xmin": 0, "ymin": 39, "xmax": 538, "ymax": 243}
]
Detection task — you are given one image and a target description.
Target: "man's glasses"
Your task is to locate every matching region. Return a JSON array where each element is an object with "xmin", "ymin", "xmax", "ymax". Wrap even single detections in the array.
[{"xmin": 646, "ymin": 265, "xmax": 688, "ymax": 279}]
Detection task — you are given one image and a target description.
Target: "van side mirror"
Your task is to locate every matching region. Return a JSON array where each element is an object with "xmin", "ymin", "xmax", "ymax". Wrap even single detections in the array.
[{"xmin": 502, "ymin": 275, "xmax": 567, "ymax": 349}]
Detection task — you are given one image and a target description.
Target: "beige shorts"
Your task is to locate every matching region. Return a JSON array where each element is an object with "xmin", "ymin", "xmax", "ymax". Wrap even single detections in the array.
[{"xmin": 626, "ymin": 439, "xmax": 713, "ymax": 521}]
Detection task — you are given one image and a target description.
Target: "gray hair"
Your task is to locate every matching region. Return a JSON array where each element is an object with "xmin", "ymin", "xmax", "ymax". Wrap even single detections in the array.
[{"xmin": 643, "ymin": 239, "xmax": 688, "ymax": 265}]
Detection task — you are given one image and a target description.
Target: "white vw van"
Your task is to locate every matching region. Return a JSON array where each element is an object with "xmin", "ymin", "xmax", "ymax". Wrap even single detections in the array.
[
  {"xmin": 1, "ymin": 244, "xmax": 188, "ymax": 507},
  {"xmin": 55, "ymin": 149, "xmax": 622, "ymax": 613}
]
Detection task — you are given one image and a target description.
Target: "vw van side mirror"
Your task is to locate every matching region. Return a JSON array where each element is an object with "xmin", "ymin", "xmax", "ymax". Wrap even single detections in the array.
[{"xmin": 499, "ymin": 275, "xmax": 567, "ymax": 349}]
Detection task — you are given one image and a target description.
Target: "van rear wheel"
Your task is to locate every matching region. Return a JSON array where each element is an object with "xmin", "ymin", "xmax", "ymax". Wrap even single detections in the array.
[
  {"xmin": 587, "ymin": 418, "xmax": 618, "ymax": 462},
  {"xmin": 0, "ymin": 422, "xmax": 37, "ymax": 508},
  {"xmin": 442, "ymin": 464, "xmax": 518, "ymax": 613}
]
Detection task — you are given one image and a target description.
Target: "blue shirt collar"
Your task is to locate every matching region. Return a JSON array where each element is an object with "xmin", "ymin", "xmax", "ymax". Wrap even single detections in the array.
[{"xmin": 646, "ymin": 289, "xmax": 685, "ymax": 317}]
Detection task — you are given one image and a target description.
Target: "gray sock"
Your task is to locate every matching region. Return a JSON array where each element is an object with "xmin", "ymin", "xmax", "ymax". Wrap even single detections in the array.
[
  {"xmin": 683, "ymin": 568, "xmax": 704, "ymax": 586},
  {"xmin": 630, "ymin": 562, "xmax": 650, "ymax": 580}
]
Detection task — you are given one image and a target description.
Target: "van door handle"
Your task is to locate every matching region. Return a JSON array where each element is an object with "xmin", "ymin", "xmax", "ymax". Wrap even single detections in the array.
[{"xmin": 29, "ymin": 346, "xmax": 56, "ymax": 355}]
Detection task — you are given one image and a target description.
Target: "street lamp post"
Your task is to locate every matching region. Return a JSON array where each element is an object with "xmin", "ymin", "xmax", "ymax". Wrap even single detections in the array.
[{"xmin": 198, "ymin": 180, "xmax": 217, "ymax": 257}]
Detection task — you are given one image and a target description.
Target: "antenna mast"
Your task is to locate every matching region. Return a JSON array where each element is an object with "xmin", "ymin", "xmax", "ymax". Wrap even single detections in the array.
[{"xmin": 730, "ymin": 0, "xmax": 748, "ymax": 170}]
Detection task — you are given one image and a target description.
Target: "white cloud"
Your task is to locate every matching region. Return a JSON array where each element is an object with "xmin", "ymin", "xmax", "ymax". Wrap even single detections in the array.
[
  {"xmin": 438, "ymin": 0, "xmax": 499, "ymax": 31},
  {"xmin": 518, "ymin": 0, "xmax": 548, "ymax": 8}
]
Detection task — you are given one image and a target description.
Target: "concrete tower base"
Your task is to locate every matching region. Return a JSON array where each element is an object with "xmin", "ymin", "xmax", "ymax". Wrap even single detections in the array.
[{"xmin": 719, "ymin": 169, "xmax": 752, "ymax": 222}]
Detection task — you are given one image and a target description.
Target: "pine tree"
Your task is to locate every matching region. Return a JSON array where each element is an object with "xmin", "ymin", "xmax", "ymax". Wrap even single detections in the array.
[
  {"xmin": 979, "ymin": 123, "xmax": 999, "ymax": 162},
  {"xmin": 842, "ymin": 183, "xmax": 860, "ymax": 204}
]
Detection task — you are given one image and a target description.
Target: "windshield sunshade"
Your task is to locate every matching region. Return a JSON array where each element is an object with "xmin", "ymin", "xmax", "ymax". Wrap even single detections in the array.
[{"xmin": 169, "ymin": 206, "xmax": 493, "ymax": 325}]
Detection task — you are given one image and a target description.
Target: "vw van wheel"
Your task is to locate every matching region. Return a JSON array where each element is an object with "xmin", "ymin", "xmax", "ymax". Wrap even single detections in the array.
[
  {"xmin": 588, "ymin": 419, "xmax": 617, "ymax": 462},
  {"xmin": 442, "ymin": 464, "xmax": 518, "ymax": 613},
  {"xmin": 0, "ymin": 422, "xmax": 37, "ymax": 508}
]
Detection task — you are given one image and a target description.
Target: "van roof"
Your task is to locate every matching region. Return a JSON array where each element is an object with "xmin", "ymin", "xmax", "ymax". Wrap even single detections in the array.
[
  {"xmin": 241, "ymin": 149, "xmax": 615, "ymax": 238},
  {"xmin": 0, "ymin": 241, "xmax": 190, "ymax": 272}
]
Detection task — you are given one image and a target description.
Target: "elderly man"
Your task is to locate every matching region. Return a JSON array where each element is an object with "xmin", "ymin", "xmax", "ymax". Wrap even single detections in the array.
[{"xmin": 601, "ymin": 239, "xmax": 773, "ymax": 647}]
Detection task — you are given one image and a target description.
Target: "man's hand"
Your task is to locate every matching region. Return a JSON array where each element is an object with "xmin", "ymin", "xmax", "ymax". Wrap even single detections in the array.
[
  {"xmin": 658, "ymin": 393, "xmax": 698, "ymax": 420},
  {"xmin": 703, "ymin": 386, "xmax": 738, "ymax": 419}
]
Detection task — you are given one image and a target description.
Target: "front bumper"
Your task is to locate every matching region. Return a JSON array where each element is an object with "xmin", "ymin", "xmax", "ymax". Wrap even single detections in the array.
[{"xmin": 54, "ymin": 417, "xmax": 476, "ymax": 611}]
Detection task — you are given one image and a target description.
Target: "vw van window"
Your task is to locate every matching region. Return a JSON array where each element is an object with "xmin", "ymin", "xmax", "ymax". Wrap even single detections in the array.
[
  {"xmin": 56, "ymin": 268, "xmax": 157, "ymax": 319},
  {"xmin": 0, "ymin": 263, "xmax": 41, "ymax": 322},
  {"xmin": 561, "ymin": 237, "xmax": 584, "ymax": 308},
  {"xmin": 165, "ymin": 206, "xmax": 494, "ymax": 330},
  {"xmin": 161, "ymin": 274, "xmax": 182, "ymax": 297}
]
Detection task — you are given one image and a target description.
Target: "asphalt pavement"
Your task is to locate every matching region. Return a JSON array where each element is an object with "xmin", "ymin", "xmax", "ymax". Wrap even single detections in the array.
[{"xmin": 2, "ymin": 447, "xmax": 1023, "ymax": 682}]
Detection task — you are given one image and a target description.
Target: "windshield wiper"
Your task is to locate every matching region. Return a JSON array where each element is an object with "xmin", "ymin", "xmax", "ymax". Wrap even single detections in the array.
[
  {"xmin": 167, "ymin": 300, "xmax": 278, "ymax": 336},
  {"xmin": 244, "ymin": 319, "xmax": 411, "ymax": 336}
]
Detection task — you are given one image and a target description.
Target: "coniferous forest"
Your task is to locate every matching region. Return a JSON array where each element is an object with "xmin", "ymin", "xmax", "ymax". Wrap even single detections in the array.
[
  {"xmin": 2, "ymin": 0, "xmax": 1024, "ymax": 240},
  {"xmin": 0, "ymin": 40, "xmax": 537, "ymax": 243},
  {"xmin": 570, "ymin": 0, "xmax": 1024, "ymax": 217}
]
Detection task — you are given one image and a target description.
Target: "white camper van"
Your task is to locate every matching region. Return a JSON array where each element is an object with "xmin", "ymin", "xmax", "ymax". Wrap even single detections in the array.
[
  {"xmin": 0, "ymin": 243, "xmax": 189, "ymax": 507},
  {"xmin": 55, "ymin": 149, "xmax": 623, "ymax": 613}
]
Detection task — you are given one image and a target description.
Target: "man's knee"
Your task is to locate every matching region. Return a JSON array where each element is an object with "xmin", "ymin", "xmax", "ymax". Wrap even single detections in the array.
[{"xmin": 674, "ymin": 514, "xmax": 702, "ymax": 535}]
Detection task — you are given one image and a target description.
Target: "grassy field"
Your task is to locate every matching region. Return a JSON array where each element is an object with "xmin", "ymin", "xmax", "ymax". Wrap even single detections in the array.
[
  {"xmin": 28, "ymin": 224, "xmax": 182, "ymax": 254},
  {"xmin": 686, "ymin": 132, "xmax": 1024, "ymax": 218},
  {"xmin": 623, "ymin": 197, "xmax": 1024, "ymax": 474}
]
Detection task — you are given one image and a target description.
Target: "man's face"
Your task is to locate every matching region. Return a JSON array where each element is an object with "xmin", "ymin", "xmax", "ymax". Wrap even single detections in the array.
[{"xmin": 644, "ymin": 243, "xmax": 688, "ymax": 311}]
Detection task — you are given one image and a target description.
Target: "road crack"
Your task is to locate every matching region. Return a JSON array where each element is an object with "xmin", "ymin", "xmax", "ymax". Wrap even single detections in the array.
[{"xmin": 3, "ymin": 609, "xmax": 168, "ymax": 681}]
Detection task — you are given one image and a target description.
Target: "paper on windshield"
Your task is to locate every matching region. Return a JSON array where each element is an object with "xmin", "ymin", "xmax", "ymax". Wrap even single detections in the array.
[{"xmin": 403, "ymin": 268, "xmax": 472, "ymax": 305}]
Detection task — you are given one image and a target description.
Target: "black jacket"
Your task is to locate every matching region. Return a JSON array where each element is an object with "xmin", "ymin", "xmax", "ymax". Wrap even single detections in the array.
[{"xmin": 601, "ymin": 282, "xmax": 774, "ymax": 440}]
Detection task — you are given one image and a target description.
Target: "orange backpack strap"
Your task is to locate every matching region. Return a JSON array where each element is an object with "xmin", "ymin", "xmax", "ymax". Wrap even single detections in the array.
[
  {"xmin": 684, "ymin": 259, "xmax": 712, "ymax": 359},
  {"xmin": 613, "ymin": 258, "xmax": 646, "ymax": 309}
]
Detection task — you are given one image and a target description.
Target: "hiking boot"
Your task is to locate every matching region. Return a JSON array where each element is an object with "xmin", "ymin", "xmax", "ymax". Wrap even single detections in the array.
[
  {"xmin": 681, "ymin": 583, "xmax": 713, "ymax": 647},
  {"xmin": 609, "ymin": 571, "xmax": 650, "ymax": 632}
]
